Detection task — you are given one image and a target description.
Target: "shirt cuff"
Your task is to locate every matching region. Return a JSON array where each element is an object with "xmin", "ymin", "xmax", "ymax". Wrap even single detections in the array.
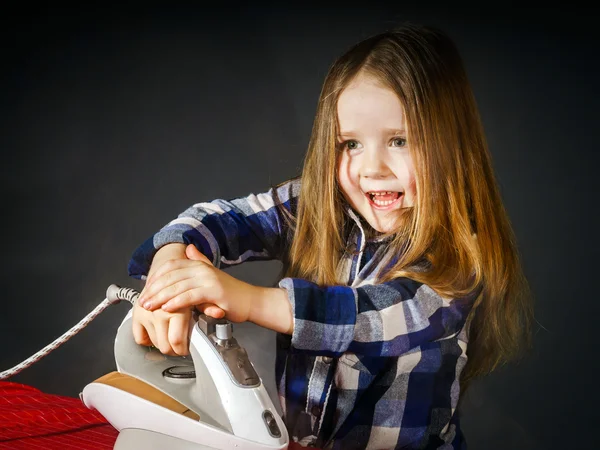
[
  {"xmin": 277, "ymin": 277, "xmax": 357, "ymax": 356},
  {"xmin": 181, "ymin": 223, "xmax": 221, "ymax": 267},
  {"xmin": 128, "ymin": 222, "xmax": 221, "ymax": 280}
]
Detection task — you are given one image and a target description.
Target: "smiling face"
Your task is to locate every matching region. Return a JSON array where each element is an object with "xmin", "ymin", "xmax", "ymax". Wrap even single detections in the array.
[{"xmin": 336, "ymin": 73, "xmax": 416, "ymax": 234}]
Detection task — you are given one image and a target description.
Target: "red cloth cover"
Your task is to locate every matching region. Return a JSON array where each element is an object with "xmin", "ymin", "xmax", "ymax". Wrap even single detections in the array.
[{"xmin": 0, "ymin": 381, "xmax": 313, "ymax": 449}]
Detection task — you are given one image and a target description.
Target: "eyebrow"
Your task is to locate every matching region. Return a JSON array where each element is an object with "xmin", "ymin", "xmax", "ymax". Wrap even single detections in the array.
[{"xmin": 337, "ymin": 127, "xmax": 407, "ymax": 136}]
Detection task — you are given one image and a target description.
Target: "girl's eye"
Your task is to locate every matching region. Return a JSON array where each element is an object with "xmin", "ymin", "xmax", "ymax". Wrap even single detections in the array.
[
  {"xmin": 338, "ymin": 140, "xmax": 361, "ymax": 151},
  {"xmin": 346, "ymin": 140, "xmax": 359, "ymax": 150},
  {"xmin": 392, "ymin": 137, "xmax": 407, "ymax": 147}
]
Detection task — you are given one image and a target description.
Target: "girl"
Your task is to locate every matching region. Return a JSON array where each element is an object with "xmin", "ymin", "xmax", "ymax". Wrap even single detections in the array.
[{"xmin": 129, "ymin": 24, "xmax": 533, "ymax": 449}]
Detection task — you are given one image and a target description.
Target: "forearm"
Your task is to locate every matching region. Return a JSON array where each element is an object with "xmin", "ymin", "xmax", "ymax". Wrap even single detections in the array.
[
  {"xmin": 129, "ymin": 180, "xmax": 300, "ymax": 280},
  {"xmin": 249, "ymin": 287, "xmax": 294, "ymax": 335},
  {"xmin": 276, "ymin": 277, "xmax": 476, "ymax": 357}
]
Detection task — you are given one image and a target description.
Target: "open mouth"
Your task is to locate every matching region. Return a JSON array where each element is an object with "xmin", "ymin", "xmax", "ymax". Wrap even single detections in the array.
[{"xmin": 366, "ymin": 191, "xmax": 403, "ymax": 209}]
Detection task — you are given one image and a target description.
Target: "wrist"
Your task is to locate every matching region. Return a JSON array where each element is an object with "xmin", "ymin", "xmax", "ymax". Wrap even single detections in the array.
[
  {"xmin": 249, "ymin": 286, "xmax": 293, "ymax": 335},
  {"xmin": 153, "ymin": 243, "xmax": 187, "ymax": 263},
  {"xmin": 247, "ymin": 286, "xmax": 268, "ymax": 325},
  {"xmin": 147, "ymin": 243, "xmax": 187, "ymax": 279},
  {"xmin": 156, "ymin": 243, "xmax": 187, "ymax": 258}
]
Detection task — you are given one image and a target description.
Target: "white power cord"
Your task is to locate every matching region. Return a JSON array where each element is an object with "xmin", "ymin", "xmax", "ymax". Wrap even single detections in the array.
[{"xmin": 0, "ymin": 285, "xmax": 139, "ymax": 380}]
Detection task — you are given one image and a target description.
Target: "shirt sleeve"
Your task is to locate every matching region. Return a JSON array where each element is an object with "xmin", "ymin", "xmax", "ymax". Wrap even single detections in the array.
[
  {"xmin": 278, "ymin": 276, "xmax": 477, "ymax": 357},
  {"xmin": 128, "ymin": 178, "xmax": 300, "ymax": 279}
]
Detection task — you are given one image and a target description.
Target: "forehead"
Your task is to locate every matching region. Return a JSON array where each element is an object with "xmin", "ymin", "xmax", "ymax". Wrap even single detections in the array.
[{"xmin": 337, "ymin": 74, "xmax": 406, "ymax": 133}]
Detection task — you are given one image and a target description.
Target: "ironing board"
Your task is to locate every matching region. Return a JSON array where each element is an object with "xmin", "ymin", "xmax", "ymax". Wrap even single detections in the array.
[
  {"xmin": 0, "ymin": 381, "xmax": 117, "ymax": 449},
  {"xmin": 0, "ymin": 381, "xmax": 314, "ymax": 449}
]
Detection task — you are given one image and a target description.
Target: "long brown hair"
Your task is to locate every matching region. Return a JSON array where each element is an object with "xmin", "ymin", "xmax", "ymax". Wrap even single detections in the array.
[{"xmin": 279, "ymin": 24, "xmax": 533, "ymax": 395}]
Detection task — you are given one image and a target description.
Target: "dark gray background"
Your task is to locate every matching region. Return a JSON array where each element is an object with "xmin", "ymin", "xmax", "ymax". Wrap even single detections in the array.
[{"xmin": 1, "ymin": 4, "xmax": 598, "ymax": 450}]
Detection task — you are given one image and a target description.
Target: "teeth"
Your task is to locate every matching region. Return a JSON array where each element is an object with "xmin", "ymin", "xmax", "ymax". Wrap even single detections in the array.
[
  {"xmin": 373, "ymin": 199, "xmax": 394, "ymax": 206},
  {"xmin": 367, "ymin": 191, "xmax": 401, "ymax": 207}
]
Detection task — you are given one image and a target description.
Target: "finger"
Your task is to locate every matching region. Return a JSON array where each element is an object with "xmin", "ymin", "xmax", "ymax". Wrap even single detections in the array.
[
  {"xmin": 145, "ymin": 258, "xmax": 195, "ymax": 288},
  {"xmin": 142, "ymin": 277, "xmax": 202, "ymax": 311},
  {"xmin": 168, "ymin": 314, "xmax": 190, "ymax": 356},
  {"xmin": 195, "ymin": 304, "xmax": 212, "ymax": 313},
  {"xmin": 132, "ymin": 320, "xmax": 153, "ymax": 346},
  {"xmin": 161, "ymin": 287, "xmax": 205, "ymax": 312},
  {"xmin": 145, "ymin": 322, "xmax": 158, "ymax": 349},
  {"xmin": 185, "ymin": 244, "xmax": 213, "ymax": 265},
  {"xmin": 141, "ymin": 267, "xmax": 200, "ymax": 308},
  {"xmin": 195, "ymin": 303, "xmax": 218, "ymax": 313},
  {"xmin": 153, "ymin": 315, "xmax": 175, "ymax": 356},
  {"xmin": 144, "ymin": 260, "xmax": 172, "ymax": 287},
  {"xmin": 202, "ymin": 304, "xmax": 226, "ymax": 319}
]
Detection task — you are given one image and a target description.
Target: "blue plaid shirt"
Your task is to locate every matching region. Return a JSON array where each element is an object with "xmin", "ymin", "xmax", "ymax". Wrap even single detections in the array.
[{"xmin": 129, "ymin": 178, "xmax": 476, "ymax": 449}]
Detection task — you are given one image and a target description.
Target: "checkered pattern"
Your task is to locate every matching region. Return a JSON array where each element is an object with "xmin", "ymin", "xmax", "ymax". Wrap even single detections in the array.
[{"xmin": 129, "ymin": 178, "xmax": 475, "ymax": 449}]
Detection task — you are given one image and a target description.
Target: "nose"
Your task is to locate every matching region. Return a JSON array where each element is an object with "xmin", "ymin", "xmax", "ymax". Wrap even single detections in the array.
[{"xmin": 360, "ymin": 146, "xmax": 392, "ymax": 178}]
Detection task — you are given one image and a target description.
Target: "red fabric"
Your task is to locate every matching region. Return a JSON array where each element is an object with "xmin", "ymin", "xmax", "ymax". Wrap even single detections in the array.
[
  {"xmin": 0, "ymin": 381, "xmax": 315, "ymax": 449},
  {"xmin": 0, "ymin": 381, "xmax": 118, "ymax": 449}
]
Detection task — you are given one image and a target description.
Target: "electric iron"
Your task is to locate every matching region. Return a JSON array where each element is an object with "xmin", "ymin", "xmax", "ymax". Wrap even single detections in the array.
[{"xmin": 80, "ymin": 285, "xmax": 289, "ymax": 450}]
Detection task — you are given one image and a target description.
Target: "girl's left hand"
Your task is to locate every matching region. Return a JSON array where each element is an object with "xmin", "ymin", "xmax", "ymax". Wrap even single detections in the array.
[{"xmin": 138, "ymin": 244, "xmax": 259, "ymax": 323}]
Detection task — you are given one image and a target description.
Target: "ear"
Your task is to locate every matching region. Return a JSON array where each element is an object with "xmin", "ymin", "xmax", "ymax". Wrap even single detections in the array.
[{"xmin": 185, "ymin": 244, "xmax": 213, "ymax": 265}]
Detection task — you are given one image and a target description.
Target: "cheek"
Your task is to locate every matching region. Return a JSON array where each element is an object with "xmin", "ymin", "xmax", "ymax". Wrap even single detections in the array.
[
  {"xmin": 406, "ymin": 165, "xmax": 416, "ymax": 192},
  {"xmin": 407, "ymin": 177, "xmax": 417, "ymax": 204},
  {"xmin": 337, "ymin": 154, "xmax": 354, "ymax": 194},
  {"xmin": 394, "ymin": 154, "xmax": 417, "ymax": 201},
  {"xmin": 405, "ymin": 160, "xmax": 417, "ymax": 203}
]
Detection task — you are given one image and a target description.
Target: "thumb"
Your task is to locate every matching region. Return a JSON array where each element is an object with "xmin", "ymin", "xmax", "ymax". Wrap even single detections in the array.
[
  {"xmin": 186, "ymin": 244, "xmax": 224, "ymax": 319},
  {"xmin": 185, "ymin": 244, "xmax": 212, "ymax": 265}
]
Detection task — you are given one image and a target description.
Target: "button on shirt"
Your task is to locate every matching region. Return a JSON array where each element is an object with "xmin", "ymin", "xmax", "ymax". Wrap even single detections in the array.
[{"xmin": 128, "ymin": 177, "xmax": 477, "ymax": 449}]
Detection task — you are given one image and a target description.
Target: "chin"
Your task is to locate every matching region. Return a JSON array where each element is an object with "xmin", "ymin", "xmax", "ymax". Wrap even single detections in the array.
[
  {"xmin": 365, "ymin": 211, "xmax": 406, "ymax": 234},
  {"xmin": 364, "ymin": 218, "xmax": 394, "ymax": 234}
]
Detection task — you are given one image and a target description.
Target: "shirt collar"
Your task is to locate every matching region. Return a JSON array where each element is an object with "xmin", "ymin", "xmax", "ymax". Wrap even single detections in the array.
[{"xmin": 345, "ymin": 206, "xmax": 395, "ymax": 245}]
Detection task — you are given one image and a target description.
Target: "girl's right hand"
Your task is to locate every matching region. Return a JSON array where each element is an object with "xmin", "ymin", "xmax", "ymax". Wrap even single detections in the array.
[
  {"xmin": 132, "ymin": 243, "xmax": 192, "ymax": 355},
  {"xmin": 132, "ymin": 300, "xmax": 193, "ymax": 356},
  {"xmin": 130, "ymin": 242, "xmax": 225, "ymax": 354}
]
